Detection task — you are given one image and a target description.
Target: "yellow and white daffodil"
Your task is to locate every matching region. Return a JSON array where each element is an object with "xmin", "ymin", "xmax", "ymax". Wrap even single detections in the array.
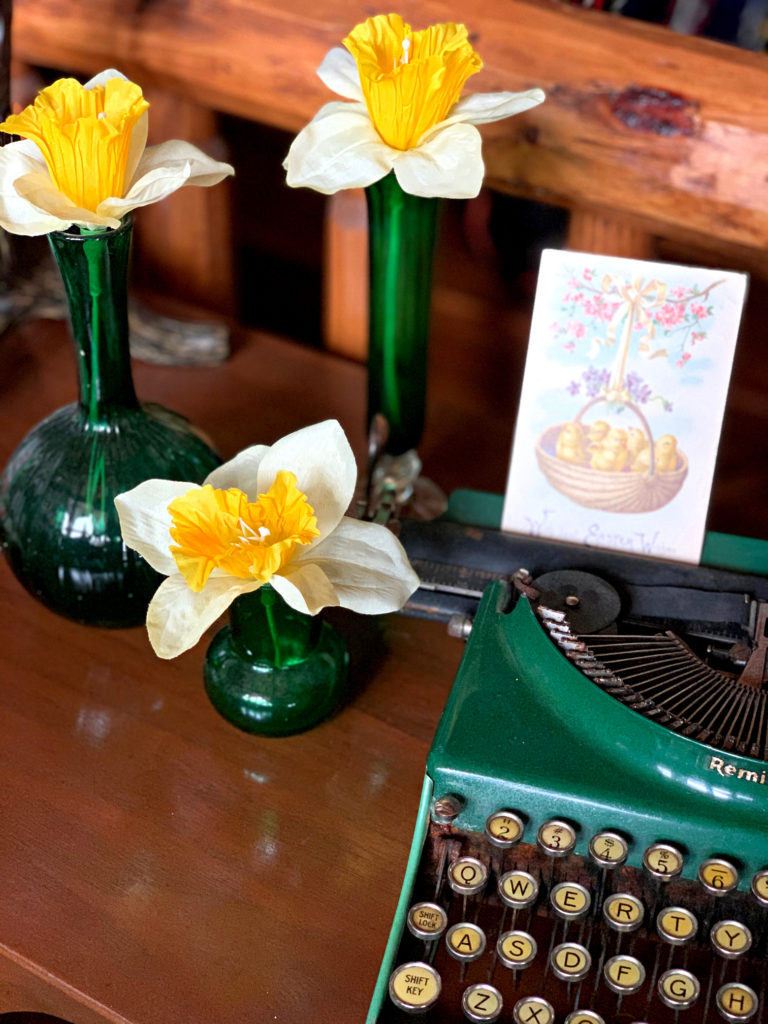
[
  {"xmin": 0, "ymin": 68, "xmax": 233, "ymax": 234},
  {"xmin": 284, "ymin": 13, "xmax": 545, "ymax": 199},
  {"xmin": 115, "ymin": 420, "xmax": 420, "ymax": 659}
]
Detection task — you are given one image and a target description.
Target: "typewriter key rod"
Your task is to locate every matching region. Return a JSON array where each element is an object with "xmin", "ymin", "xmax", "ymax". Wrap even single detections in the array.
[{"xmin": 539, "ymin": 605, "xmax": 768, "ymax": 758}]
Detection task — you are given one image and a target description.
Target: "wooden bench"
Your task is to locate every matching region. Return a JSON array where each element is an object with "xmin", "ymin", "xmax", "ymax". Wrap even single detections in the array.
[{"xmin": 11, "ymin": 0, "xmax": 768, "ymax": 350}]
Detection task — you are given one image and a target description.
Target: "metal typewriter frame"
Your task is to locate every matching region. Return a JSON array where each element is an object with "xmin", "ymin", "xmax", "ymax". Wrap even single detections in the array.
[{"xmin": 367, "ymin": 515, "xmax": 768, "ymax": 1022}]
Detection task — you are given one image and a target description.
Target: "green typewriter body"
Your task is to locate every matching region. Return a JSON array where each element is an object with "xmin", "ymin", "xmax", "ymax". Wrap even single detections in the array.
[{"xmin": 368, "ymin": 510, "xmax": 768, "ymax": 1024}]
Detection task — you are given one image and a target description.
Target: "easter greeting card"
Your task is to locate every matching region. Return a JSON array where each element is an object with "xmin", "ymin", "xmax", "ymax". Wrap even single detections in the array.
[{"xmin": 501, "ymin": 249, "xmax": 748, "ymax": 562}]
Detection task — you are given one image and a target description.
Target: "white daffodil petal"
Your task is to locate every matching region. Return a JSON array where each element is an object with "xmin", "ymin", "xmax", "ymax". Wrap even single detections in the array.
[
  {"xmin": 271, "ymin": 562, "xmax": 340, "ymax": 616},
  {"xmin": 99, "ymin": 163, "xmax": 193, "ymax": 217},
  {"xmin": 393, "ymin": 122, "xmax": 484, "ymax": 199},
  {"xmin": 102, "ymin": 144, "xmax": 233, "ymax": 219},
  {"xmin": 0, "ymin": 143, "xmax": 70, "ymax": 234},
  {"xmin": 147, "ymin": 573, "xmax": 260, "ymax": 659},
  {"xmin": 445, "ymin": 88, "xmax": 546, "ymax": 128},
  {"xmin": 284, "ymin": 102, "xmax": 393, "ymax": 194},
  {"xmin": 125, "ymin": 110, "xmax": 149, "ymax": 191},
  {"xmin": 83, "ymin": 68, "xmax": 129, "ymax": 89},
  {"xmin": 114, "ymin": 478, "xmax": 198, "ymax": 576},
  {"xmin": 255, "ymin": 420, "xmax": 357, "ymax": 539},
  {"xmin": 296, "ymin": 517, "xmax": 420, "ymax": 614},
  {"xmin": 128, "ymin": 139, "xmax": 234, "ymax": 190},
  {"xmin": 317, "ymin": 47, "xmax": 364, "ymax": 103},
  {"xmin": 204, "ymin": 445, "xmax": 270, "ymax": 494},
  {"xmin": 14, "ymin": 172, "xmax": 120, "ymax": 229}
]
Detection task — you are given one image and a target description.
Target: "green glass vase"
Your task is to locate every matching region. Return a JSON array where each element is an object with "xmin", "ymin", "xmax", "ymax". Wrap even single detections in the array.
[
  {"xmin": 203, "ymin": 586, "xmax": 349, "ymax": 736},
  {"xmin": 0, "ymin": 216, "xmax": 220, "ymax": 627},
  {"xmin": 365, "ymin": 172, "xmax": 439, "ymax": 456}
]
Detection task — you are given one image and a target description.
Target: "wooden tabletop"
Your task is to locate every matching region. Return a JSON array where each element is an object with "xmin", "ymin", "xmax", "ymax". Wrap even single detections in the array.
[
  {"xmin": 0, "ymin": 314, "xmax": 472, "ymax": 1023},
  {"xmin": 1, "ymin": 284, "xmax": 766, "ymax": 1022}
]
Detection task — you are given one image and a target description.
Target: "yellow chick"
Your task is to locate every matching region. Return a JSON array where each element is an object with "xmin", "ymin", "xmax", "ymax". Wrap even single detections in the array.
[
  {"xmin": 632, "ymin": 433, "xmax": 680, "ymax": 474},
  {"xmin": 556, "ymin": 421, "xmax": 587, "ymax": 465},
  {"xmin": 586, "ymin": 420, "xmax": 609, "ymax": 456},
  {"xmin": 627, "ymin": 427, "xmax": 649, "ymax": 465},
  {"xmin": 654, "ymin": 434, "xmax": 679, "ymax": 473},
  {"xmin": 591, "ymin": 427, "xmax": 629, "ymax": 472}
]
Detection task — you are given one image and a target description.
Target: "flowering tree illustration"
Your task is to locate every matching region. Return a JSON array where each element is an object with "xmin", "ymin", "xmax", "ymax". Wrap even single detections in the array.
[{"xmin": 551, "ymin": 265, "xmax": 724, "ymax": 412}]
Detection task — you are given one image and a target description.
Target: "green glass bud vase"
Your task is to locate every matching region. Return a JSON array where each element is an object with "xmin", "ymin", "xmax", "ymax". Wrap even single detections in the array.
[
  {"xmin": 0, "ymin": 215, "xmax": 220, "ymax": 627},
  {"xmin": 365, "ymin": 172, "xmax": 439, "ymax": 456},
  {"xmin": 203, "ymin": 585, "xmax": 349, "ymax": 736}
]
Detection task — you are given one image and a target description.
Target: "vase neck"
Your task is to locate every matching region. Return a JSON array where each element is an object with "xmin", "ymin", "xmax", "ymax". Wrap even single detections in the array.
[
  {"xmin": 230, "ymin": 585, "xmax": 319, "ymax": 667},
  {"xmin": 365, "ymin": 172, "xmax": 440, "ymax": 455},
  {"xmin": 49, "ymin": 217, "xmax": 139, "ymax": 426}
]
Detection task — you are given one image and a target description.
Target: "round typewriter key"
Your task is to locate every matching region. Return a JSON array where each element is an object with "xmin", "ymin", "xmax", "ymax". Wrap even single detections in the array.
[
  {"xmin": 462, "ymin": 982, "xmax": 503, "ymax": 1022},
  {"xmin": 550, "ymin": 881, "xmax": 591, "ymax": 920},
  {"xmin": 537, "ymin": 819, "xmax": 576, "ymax": 857},
  {"xmin": 588, "ymin": 830, "xmax": 628, "ymax": 868},
  {"xmin": 388, "ymin": 961, "xmax": 441, "ymax": 1013},
  {"xmin": 497, "ymin": 930, "xmax": 537, "ymax": 970},
  {"xmin": 711, "ymin": 919, "xmax": 752, "ymax": 959},
  {"xmin": 716, "ymin": 982, "xmax": 758, "ymax": 1022},
  {"xmin": 448, "ymin": 856, "xmax": 488, "ymax": 896},
  {"xmin": 603, "ymin": 892, "xmax": 645, "ymax": 932},
  {"xmin": 603, "ymin": 954, "xmax": 646, "ymax": 995},
  {"xmin": 642, "ymin": 842, "xmax": 684, "ymax": 880},
  {"xmin": 564, "ymin": 1013, "xmax": 605, "ymax": 1024},
  {"xmin": 498, "ymin": 870, "xmax": 539, "ymax": 909},
  {"xmin": 446, "ymin": 922, "xmax": 487, "ymax": 962},
  {"xmin": 406, "ymin": 901, "xmax": 448, "ymax": 940},
  {"xmin": 485, "ymin": 810, "xmax": 524, "ymax": 848},
  {"xmin": 656, "ymin": 905, "xmax": 698, "ymax": 944},
  {"xmin": 658, "ymin": 968, "xmax": 700, "ymax": 1010},
  {"xmin": 550, "ymin": 942, "xmax": 591, "ymax": 982},
  {"xmin": 699, "ymin": 857, "xmax": 739, "ymax": 895},
  {"xmin": 749, "ymin": 868, "xmax": 768, "ymax": 906},
  {"xmin": 513, "ymin": 996, "xmax": 555, "ymax": 1024}
]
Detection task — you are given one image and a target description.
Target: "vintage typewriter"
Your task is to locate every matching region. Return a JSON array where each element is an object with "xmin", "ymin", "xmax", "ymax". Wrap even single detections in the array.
[{"xmin": 366, "ymin": 495, "xmax": 768, "ymax": 1024}]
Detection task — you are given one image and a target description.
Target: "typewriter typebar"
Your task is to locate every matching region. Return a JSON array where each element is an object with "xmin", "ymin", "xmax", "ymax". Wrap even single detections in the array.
[{"xmin": 367, "ymin": 570, "xmax": 768, "ymax": 1024}]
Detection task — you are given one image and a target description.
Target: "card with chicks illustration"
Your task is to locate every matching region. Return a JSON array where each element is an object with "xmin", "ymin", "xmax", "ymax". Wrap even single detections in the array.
[{"xmin": 502, "ymin": 249, "xmax": 748, "ymax": 562}]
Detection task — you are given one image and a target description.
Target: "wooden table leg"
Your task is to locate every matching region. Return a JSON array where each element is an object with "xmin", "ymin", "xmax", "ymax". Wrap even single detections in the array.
[
  {"xmin": 133, "ymin": 89, "xmax": 235, "ymax": 316},
  {"xmin": 567, "ymin": 206, "xmax": 654, "ymax": 260},
  {"xmin": 322, "ymin": 188, "xmax": 369, "ymax": 360}
]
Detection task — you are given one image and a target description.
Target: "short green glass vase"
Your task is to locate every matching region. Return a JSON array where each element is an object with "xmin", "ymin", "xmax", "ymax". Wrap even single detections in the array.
[
  {"xmin": 0, "ymin": 216, "xmax": 220, "ymax": 627},
  {"xmin": 203, "ymin": 586, "xmax": 349, "ymax": 736},
  {"xmin": 365, "ymin": 172, "xmax": 439, "ymax": 456}
]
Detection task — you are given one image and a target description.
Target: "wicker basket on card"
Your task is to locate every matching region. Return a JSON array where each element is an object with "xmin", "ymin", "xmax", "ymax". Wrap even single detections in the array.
[{"xmin": 536, "ymin": 397, "xmax": 688, "ymax": 514}]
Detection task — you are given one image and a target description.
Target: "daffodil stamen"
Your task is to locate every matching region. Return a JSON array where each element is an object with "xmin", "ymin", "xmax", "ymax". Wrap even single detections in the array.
[
  {"xmin": 400, "ymin": 38, "xmax": 411, "ymax": 65},
  {"xmin": 237, "ymin": 518, "xmax": 271, "ymax": 545}
]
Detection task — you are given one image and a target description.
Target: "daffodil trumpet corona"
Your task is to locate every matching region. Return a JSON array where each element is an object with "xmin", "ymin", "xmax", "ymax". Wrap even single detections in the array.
[
  {"xmin": 284, "ymin": 13, "xmax": 545, "ymax": 199},
  {"xmin": 0, "ymin": 69, "xmax": 233, "ymax": 234},
  {"xmin": 115, "ymin": 420, "xmax": 420, "ymax": 660}
]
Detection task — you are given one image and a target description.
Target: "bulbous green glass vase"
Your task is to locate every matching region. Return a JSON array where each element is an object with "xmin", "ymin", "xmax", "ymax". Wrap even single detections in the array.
[
  {"xmin": 365, "ymin": 172, "xmax": 439, "ymax": 456},
  {"xmin": 0, "ymin": 216, "xmax": 220, "ymax": 627},
  {"xmin": 203, "ymin": 586, "xmax": 349, "ymax": 736}
]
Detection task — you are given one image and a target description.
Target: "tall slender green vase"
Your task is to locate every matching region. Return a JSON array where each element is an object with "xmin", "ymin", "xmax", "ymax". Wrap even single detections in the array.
[
  {"xmin": 365, "ymin": 172, "xmax": 439, "ymax": 456},
  {"xmin": 203, "ymin": 585, "xmax": 349, "ymax": 736},
  {"xmin": 0, "ymin": 216, "xmax": 220, "ymax": 627}
]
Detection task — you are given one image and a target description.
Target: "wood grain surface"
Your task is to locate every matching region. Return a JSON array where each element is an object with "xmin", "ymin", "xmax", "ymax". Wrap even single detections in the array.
[
  {"xmin": 0, "ymin": 251, "xmax": 767, "ymax": 1018},
  {"xmin": 0, "ymin": 316, "xmax": 472, "ymax": 1022},
  {"xmin": 11, "ymin": 0, "xmax": 768, "ymax": 252}
]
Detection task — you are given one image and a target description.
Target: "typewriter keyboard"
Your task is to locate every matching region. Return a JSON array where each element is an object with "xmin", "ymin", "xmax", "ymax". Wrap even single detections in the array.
[{"xmin": 380, "ymin": 810, "xmax": 768, "ymax": 1022}]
